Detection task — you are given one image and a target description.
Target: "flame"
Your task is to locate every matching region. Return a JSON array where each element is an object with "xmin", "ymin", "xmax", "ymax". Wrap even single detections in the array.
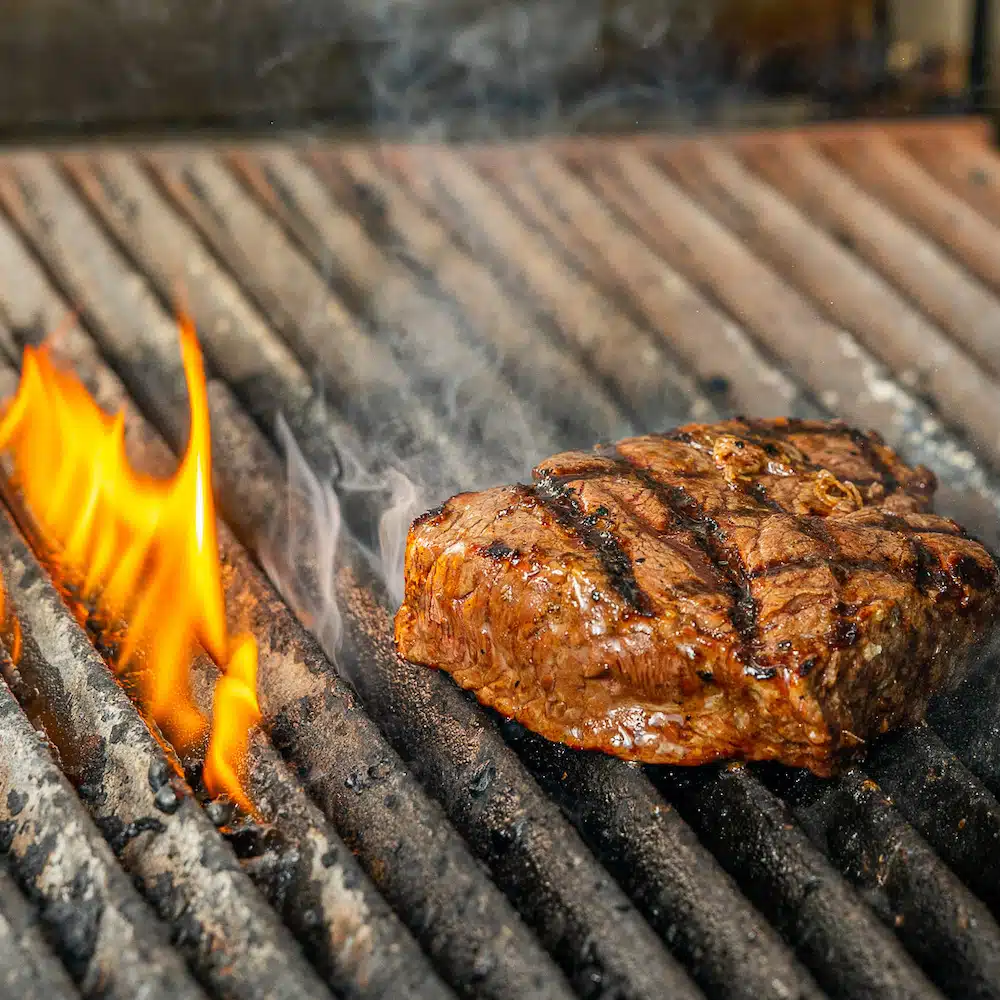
[
  {"xmin": 0, "ymin": 316, "xmax": 260, "ymax": 811},
  {"xmin": 0, "ymin": 576, "xmax": 19, "ymax": 666}
]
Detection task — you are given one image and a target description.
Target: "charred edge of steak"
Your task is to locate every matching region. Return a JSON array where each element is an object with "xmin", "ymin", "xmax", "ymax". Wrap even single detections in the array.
[
  {"xmin": 609, "ymin": 451, "xmax": 762, "ymax": 671},
  {"xmin": 532, "ymin": 474, "xmax": 654, "ymax": 616},
  {"xmin": 952, "ymin": 554, "xmax": 1000, "ymax": 590},
  {"xmin": 910, "ymin": 539, "xmax": 997, "ymax": 602},
  {"xmin": 413, "ymin": 503, "xmax": 446, "ymax": 527}
]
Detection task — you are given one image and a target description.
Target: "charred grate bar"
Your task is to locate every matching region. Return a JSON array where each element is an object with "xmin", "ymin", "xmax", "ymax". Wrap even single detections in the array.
[
  {"xmin": 0, "ymin": 858, "xmax": 79, "ymax": 1000},
  {"xmin": 0, "ymin": 650, "xmax": 206, "ymax": 1000},
  {"xmin": 0, "ymin": 117, "xmax": 991, "ymax": 1000}
]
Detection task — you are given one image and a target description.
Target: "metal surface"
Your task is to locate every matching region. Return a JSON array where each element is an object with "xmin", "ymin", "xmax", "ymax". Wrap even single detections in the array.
[
  {"xmin": 0, "ymin": 118, "xmax": 993, "ymax": 999},
  {"xmin": 0, "ymin": 493, "xmax": 334, "ymax": 1000},
  {"xmin": 0, "ymin": 861, "xmax": 80, "ymax": 1000},
  {"xmin": 0, "ymin": 661, "xmax": 207, "ymax": 1000}
]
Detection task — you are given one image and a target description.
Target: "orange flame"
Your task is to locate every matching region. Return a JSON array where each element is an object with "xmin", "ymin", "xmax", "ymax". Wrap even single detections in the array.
[
  {"xmin": 0, "ymin": 316, "xmax": 260, "ymax": 811},
  {"xmin": 0, "ymin": 576, "xmax": 19, "ymax": 666}
]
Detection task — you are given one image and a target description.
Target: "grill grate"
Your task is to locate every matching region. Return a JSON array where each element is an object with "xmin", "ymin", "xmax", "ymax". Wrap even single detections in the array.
[{"xmin": 0, "ymin": 117, "xmax": 995, "ymax": 1000}]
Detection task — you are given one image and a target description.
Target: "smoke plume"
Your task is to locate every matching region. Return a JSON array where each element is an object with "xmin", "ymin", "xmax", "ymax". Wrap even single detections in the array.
[{"xmin": 261, "ymin": 408, "xmax": 424, "ymax": 657}]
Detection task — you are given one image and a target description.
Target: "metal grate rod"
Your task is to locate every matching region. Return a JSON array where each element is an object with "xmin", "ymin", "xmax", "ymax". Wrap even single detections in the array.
[
  {"xmin": 0, "ymin": 861, "xmax": 80, "ymax": 1000},
  {"xmin": 0, "ymin": 665, "xmax": 207, "ymax": 1000},
  {"xmin": 0, "ymin": 494, "xmax": 334, "ymax": 1000}
]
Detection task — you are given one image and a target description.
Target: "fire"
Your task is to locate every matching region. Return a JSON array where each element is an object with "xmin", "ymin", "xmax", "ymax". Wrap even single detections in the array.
[
  {"xmin": 0, "ymin": 316, "xmax": 260, "ymax": 811},
  {"xmin": 0, "ymin": 576, "xmax": 20, "ymax": 666}
]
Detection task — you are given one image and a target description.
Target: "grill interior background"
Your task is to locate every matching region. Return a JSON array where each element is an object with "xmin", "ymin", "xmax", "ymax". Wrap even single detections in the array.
[{"xmin": 0, "ymin": 116, "xmax": 998, "ymax": 1000}]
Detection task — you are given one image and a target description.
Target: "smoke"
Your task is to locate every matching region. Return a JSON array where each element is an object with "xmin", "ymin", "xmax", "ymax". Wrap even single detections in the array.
[
  {"xmin": 348, "ymin": 1, "xmax": 734, "ymax": 140},
  {"xmin": 376, "ymin": 467, "xmax": 420, "ymax": 607},
  {"xmin": 361, "ymin": 0, "xmax": 603, "ymax": 138},
  {"xmin": 260, "ymin": 410, "xmax": 423, "ymax": 658},
  {"xmin": 261, "ymin": 413, "xmax": 345, "ymax": 657}
]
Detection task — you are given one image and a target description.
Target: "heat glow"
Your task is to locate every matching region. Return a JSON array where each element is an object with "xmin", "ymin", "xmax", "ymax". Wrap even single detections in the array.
[{"xmin": 0, "ymin": 316, "xmax": 260, "ymax": 811}]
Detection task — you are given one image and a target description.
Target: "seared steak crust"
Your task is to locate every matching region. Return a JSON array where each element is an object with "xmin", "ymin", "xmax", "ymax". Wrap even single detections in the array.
[{"xmin": 394, "ymin": 419, "xmax": 999, "ymax": 774}]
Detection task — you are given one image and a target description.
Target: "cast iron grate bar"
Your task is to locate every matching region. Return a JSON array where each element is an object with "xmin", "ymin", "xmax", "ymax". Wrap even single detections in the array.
[
  {"xmin": 0, "ymin": 859, "xmax": 80, "ymax": 1000},
  {"xmin": 0, "ymin": 652, "xmax": 207, "ymax": 1000}
]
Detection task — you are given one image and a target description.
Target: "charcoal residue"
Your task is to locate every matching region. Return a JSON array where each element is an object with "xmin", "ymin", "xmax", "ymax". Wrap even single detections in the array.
[
  {"xmin": 147, "ymin": 757, "xmax": 171, "ymax": 792},
  {"xmin": 96, "ymin": 815, "xmax": 166, "ymax": 854},
  {"xmin": 42, "ymin": 869, "xmax": 103, "ymax": 982},
  {"xmin": 153, "ymin": 785, "xmax": 179, "ymax": 815}
]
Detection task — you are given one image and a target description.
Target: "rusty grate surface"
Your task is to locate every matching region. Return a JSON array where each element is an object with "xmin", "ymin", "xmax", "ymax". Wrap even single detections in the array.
[{"xmin": 0, "ymin": 117, "xmax": 998, "ymax": 1000}]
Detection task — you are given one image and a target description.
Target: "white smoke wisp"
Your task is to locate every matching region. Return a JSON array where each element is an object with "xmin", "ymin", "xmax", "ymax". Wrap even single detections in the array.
[
  {"xmin": 261, "ymin": 410, "xmax": 424, "ymax": 666},
  {"xmin": 377, "ymin": 466, "xmax": 423, "ymax": 606},
  {"xmin": 260, "ymin": 412, "xmax": 344, "ymax": 659}
]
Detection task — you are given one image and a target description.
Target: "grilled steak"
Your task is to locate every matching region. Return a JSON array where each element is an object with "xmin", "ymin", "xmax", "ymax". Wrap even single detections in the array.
[{"xmin": 394, "ymin": 419, "xmax": 1000, "ymax": 774}]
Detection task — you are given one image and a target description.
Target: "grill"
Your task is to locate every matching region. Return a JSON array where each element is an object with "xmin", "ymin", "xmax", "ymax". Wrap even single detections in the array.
[{"xmin": 0, "ymin": 115, "xmax": 997, "ymax": 1000}]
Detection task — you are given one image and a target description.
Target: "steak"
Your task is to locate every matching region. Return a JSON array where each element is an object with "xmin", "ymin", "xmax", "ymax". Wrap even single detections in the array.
[{"xmin": 394, "ymin": 418, "xmax": 1000, "ymax": 774}]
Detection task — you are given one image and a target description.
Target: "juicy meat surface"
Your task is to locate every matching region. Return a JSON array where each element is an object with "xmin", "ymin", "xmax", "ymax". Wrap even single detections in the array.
[{"xmin": 394, "ymin": 419, "xmax": 1000, "ymax": 774}]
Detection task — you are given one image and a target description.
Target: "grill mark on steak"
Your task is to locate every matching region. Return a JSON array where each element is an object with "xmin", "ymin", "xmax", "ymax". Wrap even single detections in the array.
[
  {"xmin": 610, "ymin": 449, "xmax": 763, "ymax": 674},
  {"xmin": 635, "ymin": 429, "xmax": 862, "ymax": 670},
  {"xmin": 787, "ymin": 514, "xmax": 852, "ymax": 659},
  {"xmin": 535, "ymin": 465, "xmax": 726, "ymax": 600},
  {"xmin": 532, "ymin": 473, "xmax": 654, "ymax": 616}
]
